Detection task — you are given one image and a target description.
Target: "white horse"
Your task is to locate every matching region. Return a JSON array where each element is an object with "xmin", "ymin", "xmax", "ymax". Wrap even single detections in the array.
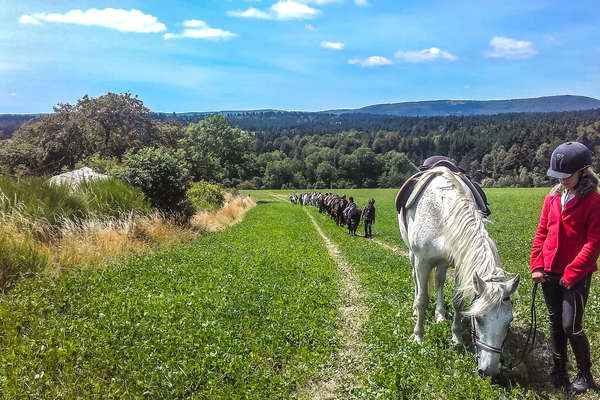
[{"xmin": 397, "ymin": 167, "xmax": 520, "ymax": 377}]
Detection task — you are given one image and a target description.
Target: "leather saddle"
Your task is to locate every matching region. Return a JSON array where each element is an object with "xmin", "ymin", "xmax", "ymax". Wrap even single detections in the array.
[{"xmin": 395, "ymin": 160, "xmax": 491, "ymax": 217}]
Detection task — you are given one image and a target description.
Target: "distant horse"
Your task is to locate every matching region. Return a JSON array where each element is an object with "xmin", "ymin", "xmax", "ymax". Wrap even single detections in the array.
[
  {"xmin": 397, "ymin": 167, "xmax": 520, "ymax": 377},
  {"xmin": 332, "ymin": 198, "xmax": 348, "ymax": 226},
  {"xmin": 346, "ymin": 205, "xmax": 361, "ymax": 236}
]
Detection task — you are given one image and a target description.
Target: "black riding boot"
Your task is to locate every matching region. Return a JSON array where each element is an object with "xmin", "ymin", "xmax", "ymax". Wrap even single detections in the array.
[
  {"xmin": 569, "ymin": 333, "xmax": 595, "ymax": 393},
  {"xmin": 550, "ymin": 355, "xmax": 568, "ymax": 389}
]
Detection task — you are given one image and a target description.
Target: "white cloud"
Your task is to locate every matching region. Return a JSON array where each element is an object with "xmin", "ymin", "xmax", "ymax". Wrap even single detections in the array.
[
  {"xmin": 228, "ymin": 1, "xmax": 321, "ymax": 21},
  {"xmin": 18, "ymin": 15, "xmax": 40, "ymax": 24},
  {"xmin": 299, "ymin": 0, "xmax": 342, "ymax": 4},
  {"xmin": 305, "ymin": 24, "xmax": 316, "ymax": 31},
  {"xmin": 271, "ymin": 1, "xmax": 322, "ymax": 19},
  {"xmin": 484, "ymin": 36, "xmax": 538, "ymax": 59},
  {"xmin": 321, "ymin": 41, "xmax": 344, "ymax": 50},
  {"xmin": 19, "ymin": 8, "xmax": 166, "ymax": 33},
  {"xmin": 395, "ymin": 47, "xmax": 457, "ymax": 62},
  {"xmin": 164, "ymin": 20, "xmax": 237, "ymax": 40},
  {"xmin": 348, "ymin": 56, "xmax": 392, "ymax": 67},
  {"xmin": 227, "ymin": 8, "xmax": 272, "ymax": 19},
  {"xmin": 355, "ymin": 0, "xmax": 370, "ymax": 6}
]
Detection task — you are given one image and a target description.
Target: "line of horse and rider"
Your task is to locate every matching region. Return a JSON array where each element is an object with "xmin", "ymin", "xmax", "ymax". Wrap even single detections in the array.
[
  {"xmin": 292, "ymin": 142, "xmax": 600, "ymax": 394},
  {"xmin": 290, "ymin": 192, "xmax": 376, "ymax": 238}
]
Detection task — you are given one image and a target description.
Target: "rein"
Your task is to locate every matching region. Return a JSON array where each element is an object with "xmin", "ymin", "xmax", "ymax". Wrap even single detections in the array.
[{"xmin": 470, "ymin": 282, "xmax": 539, "ymax": 370}]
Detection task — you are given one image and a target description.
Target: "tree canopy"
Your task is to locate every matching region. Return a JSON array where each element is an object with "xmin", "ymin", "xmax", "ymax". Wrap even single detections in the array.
[{"xmin": 1, "ymin": 92, "xmax": 599, "ymax": 189}]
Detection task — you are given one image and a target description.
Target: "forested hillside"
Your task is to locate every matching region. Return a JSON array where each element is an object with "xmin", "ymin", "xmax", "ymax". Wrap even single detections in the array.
[
  {"xmin": 1, "ymin": 92, "xmax": 599, "ymax": 189},
  {"xmin": 325, "ymin": 95, "xmax": 600, "ymax": 116}
]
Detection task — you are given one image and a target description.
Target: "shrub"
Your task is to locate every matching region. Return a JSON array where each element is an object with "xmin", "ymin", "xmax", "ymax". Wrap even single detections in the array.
[
  {"xmin": 496, "ymin": 175, "xmax": 517, "ymax": 188},
  {"xmin": 187, "ymin": 181, "xmax": 225, "ymax": 212},
  {"xmin": 237, "ymin": 180, "xmax": 257, "ymax": 190},
  {"xmin": 480, "ymin": 177, "xmax": 495, "ymax": 188},
  {"xmin": 0, "ymin": 235, "xmax": 47, "ymax": 291},
  {"xmin": 75, "ymin": 178, "xmax": 151, "ymax": 218},
  {"xmin": 75, "ymin": 154, "xmax": 119, "ymax": 175},
  {"xmin": 114, "ymin": 147, "xmax": 191, "ymax": 213}
]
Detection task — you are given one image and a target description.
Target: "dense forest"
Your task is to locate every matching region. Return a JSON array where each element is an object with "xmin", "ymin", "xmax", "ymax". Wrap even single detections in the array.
[{"xmin": 1, "ymin": 92, "xmax": 599, "ymax": 189}]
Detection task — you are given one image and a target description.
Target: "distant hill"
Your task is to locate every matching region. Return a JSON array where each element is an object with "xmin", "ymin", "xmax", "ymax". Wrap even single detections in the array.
[
  {"xmin": 323, "ymin": 95, "xmax": 600, "ymax": 117},
  {"xmin": 0, "ymin": 114, "xmax": 41, "ymax": 139},
  {"xmin": 2, "ymin": 95, "xmax": 599, "ymax": 139}
]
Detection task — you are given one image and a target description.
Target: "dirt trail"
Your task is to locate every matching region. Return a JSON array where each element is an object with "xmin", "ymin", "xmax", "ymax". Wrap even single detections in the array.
[
  {"xmin": 300, "ymin": 208, "xmax": 369, "ymax": 400},
  {"xmin": 371, "ymin": 238, "xmax": 409, "ymax": 258}
]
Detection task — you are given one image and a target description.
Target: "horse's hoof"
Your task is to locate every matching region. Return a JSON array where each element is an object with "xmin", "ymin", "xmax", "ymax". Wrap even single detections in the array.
[
  {"xmin": 435, "ymin": 313, "xmax": 446, "ymax": 323},
  {"xmin": 452, "ymin": 334, "xmax": 463, "ymax": 344},
  {"xmin": 412, "ymin": 334, "xmax": 424, "ymax": 344}
]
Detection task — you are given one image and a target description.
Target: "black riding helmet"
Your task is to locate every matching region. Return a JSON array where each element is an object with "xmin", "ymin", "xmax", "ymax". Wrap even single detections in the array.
[
  {"xmin": 368, "ymin": 198, "xmax": 375, "ymax": 205},
  {"xmin": 349, "ymin": 197, "xmax": 354, "ymax": 202},
  {"xmin": 547, "ymin": 142, "xmax": 592, "ymax": 179}
]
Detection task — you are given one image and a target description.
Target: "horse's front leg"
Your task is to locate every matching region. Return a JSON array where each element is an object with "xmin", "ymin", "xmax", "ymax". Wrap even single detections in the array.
[
  {"xmin": 412, "ymin": 256, "xmax": 431, "ymax": 343},
  {"xmin": 434, "ymin": 265, "xmax": 448, "ymax": 323},
  {"xmin": 451, "ymin": 296, "xmax": 465, "ymax": 344}
]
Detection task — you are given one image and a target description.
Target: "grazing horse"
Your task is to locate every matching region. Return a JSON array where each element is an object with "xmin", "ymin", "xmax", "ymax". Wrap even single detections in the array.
[{"xmin": 397, "ymin": 167, "xmax": 520, "ymax": 377}]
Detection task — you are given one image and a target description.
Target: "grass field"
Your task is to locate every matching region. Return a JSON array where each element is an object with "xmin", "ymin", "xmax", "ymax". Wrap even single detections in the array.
[{"xmin": 1, "ymin": 187, "xmax": 599, "ymax": 398}]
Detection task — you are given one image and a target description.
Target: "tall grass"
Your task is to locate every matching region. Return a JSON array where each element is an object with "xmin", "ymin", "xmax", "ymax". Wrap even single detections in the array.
[
  {"xmin": 0, "ymin": 174, "xmax": 256, "ymax": 289},
  {"xmin": 76, "ymin": 178, "xmax": 151, "ymax": 218},
  {"xmin": 0, "ymin": 234, "xmax": 47, "ymax": 292},
  {"xmin": 190, "ymin": 192, "xmax": 256, "ymax": 232},
  {"xmin": 0, "ymin": 175, "xmax": 87, "ymax": 226}
]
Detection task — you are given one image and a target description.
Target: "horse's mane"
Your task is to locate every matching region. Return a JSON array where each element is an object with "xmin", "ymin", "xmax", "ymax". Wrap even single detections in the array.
[{"xmin": 434, "ymin": 170, "xmax": 506, "ymax": 316}]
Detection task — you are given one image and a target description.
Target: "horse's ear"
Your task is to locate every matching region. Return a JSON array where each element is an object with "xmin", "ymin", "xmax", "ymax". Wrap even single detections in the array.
[
  {"xmin": 472, "ymin": 272, "xmax": 486, "ymax": 296},
  {"xmin": 505, "ymin": 274, "xmax": 520, "ymax": 295}
]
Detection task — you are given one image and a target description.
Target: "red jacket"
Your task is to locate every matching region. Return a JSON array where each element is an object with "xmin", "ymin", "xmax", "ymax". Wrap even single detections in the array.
[{"xmin": 530, "ymin": 189, "xmax": 600, "ymax": 286}]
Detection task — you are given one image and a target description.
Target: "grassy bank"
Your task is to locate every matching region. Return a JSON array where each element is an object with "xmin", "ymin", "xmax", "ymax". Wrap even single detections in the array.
[{"xmin": 0, "ymin": 176, "xmax": 255, "ymax": 290}]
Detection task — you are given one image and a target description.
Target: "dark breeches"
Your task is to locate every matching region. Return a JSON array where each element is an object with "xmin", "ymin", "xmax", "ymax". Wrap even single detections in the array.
[
  {"xmin": 364, "ymin": 220, "xmax": 373, "ymax": 238},
  {"xmin": 542, "ymin": 273, "xmax": 592, "ymax": 372}
]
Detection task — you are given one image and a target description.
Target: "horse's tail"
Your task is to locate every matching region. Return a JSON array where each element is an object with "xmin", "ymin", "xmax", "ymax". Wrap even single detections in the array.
[{"xmin": 428, "ymin": 267, "xmax": 435, "ymax": 297}]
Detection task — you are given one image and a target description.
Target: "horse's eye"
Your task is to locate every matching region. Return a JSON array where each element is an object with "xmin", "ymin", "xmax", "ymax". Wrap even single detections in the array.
[{"xmin": 502, "ymin": 297, "xmax": 511, "ymax": 302}]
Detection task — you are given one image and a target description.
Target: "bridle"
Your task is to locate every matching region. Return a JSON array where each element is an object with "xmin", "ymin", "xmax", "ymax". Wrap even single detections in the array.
[
  {"xmin": 470, "ymin": 313, "xmax": 506, "ymax": 367},
  {"xmin": 471, "ymin": 315, "xmax": 505, "ymax": 356},
  {"xmin": 470, "ymin": 282, "xmax": 539, "ymax": 370}
]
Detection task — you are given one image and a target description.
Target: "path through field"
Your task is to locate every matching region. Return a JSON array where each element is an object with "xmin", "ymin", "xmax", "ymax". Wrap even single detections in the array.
[
  {"xmin": 301, "ymin": 209, "xmax": 369, "ymax": 399},
  {"xmin": 371, "ymin": 238, "xmax": 409, "ymax": 257},
  {"xmin": 2, "ymin": 188, "xmax": 596, "ymax": 399}
]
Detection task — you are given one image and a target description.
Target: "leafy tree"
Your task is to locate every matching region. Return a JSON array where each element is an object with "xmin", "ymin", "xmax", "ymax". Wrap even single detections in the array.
[
  {"xmin": 74, "ymin": 92, "xmax": 157, "ymax": 157},
  {"xmin": 263, "ymin": 159, "xmax": 305, "ymax": 189},
  {"xmin": 179, "ymin": 115, "xmax": 254, "ymax": 184},
  {"xmin": 0, "ymin": 92, "xmax": 181, "ymax": 176},
  {"xmin": 340, "ymin": 147, "xmax": 378, "ymax": 187},
  {"xmin": 114, "ymin": 147, "xmax": 190, "ymax": 213},
  {"xmin": 316, "ymin": 161, "xmax": 337, "ymax": 188},
  {"xmin": 377, "ymin": 151, "xmax": 418, "ymax": 187}
]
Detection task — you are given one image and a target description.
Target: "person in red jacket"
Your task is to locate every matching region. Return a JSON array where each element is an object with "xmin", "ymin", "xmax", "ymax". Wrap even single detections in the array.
[{"xmin": 531, "ymin": 141, "xmax": 600, "ymax": 393}]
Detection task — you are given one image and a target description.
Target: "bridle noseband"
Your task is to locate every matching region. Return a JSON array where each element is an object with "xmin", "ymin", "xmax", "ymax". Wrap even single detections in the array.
[
  {"xmin": 471, "ymin": 317, "xmax": 505, "ymax": 355},
  {"xmin": 470, "ymin": 282, "xmax": 539, "ymax": 371}
]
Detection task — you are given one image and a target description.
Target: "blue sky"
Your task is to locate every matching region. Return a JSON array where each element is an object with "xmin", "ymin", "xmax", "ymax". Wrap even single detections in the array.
[{"xmin": 1, "ymin": 0, "xmax": 599, "ymax": 113}]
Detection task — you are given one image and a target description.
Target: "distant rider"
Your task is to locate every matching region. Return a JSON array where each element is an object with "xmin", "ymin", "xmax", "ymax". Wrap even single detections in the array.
[
  {"xmin": 343, "ymin": 196, "xmax": 356, "ymax": 220},
  {"xmin": 361, "ymin": 198, "xmax": 376, "ymax": 238}
]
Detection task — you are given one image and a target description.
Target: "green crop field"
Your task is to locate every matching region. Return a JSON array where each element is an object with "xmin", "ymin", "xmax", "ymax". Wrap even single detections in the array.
[{"xmin": 1, "ymin": 187, "xmax": 599, "ymax": 399}]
